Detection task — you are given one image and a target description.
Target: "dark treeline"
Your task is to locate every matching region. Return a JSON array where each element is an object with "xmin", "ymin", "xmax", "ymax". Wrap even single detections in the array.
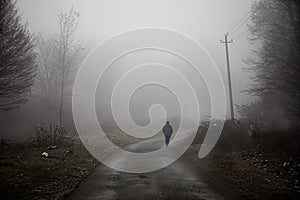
[
  {"xmin": 239, "ymin": 0, "xmax": 300, "ymax": 126},
  {"xmin": 229, "ymin": 0, "xmax": 300, "ymax": 154},
  {"xmin": 0, "ymin": 0, "xmax": 36, "ymax": 110},
  {"xmin": 0, "ymin": 1, "xmax": 83, "ymax": 140}
]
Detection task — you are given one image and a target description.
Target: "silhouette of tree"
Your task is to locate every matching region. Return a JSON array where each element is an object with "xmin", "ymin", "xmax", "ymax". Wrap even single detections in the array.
[
  {"xmin": 245, "ymin": 0, "xmax": 300, "ymax": 119},
  {"xmin": 34, "ymin": 8, "xmax": 82, "ymax": 127},
  {"xmin": 57, "ymin": 7, "xmax": 81, "ymax": 127},
  {"xmin": 0, "ymin": 0, "xmax": 36, "ymax": 110}
]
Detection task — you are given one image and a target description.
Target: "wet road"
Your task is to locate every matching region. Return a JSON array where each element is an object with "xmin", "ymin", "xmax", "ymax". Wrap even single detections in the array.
[{"xmin": 67, "ymin": 136, "xmax": 224, "ymax": 200}]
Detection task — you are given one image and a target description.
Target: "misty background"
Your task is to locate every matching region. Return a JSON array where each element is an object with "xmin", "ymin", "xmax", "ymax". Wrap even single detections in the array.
[
  {"xmin": 1, "ymin": 0, "xmax": 300, "ymax": 199},
  {"xmin": 18, "ymin": 0, "xmax": 253, "ymax": 106},
  {"xmin": 2, "ymin": 0, "xmax": 298, "ymax": 142},
  {"xmin": 0, "ymin": 0, "xmax": 256, "ymax": 138}
]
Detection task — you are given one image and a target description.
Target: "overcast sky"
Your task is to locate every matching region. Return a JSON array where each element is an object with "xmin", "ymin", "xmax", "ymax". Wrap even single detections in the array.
[{"xmin": 17, "ymin": 0, "xmax": 255, "ymax": 119}]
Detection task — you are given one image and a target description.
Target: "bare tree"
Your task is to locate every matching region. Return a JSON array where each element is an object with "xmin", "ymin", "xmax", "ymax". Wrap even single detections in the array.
[
  {"xmin": 57, "ymin": 7, "xmax": 81, "ymax": 127},
  {"xmin": 34, "ymin": 34, "xmax": 59, "ymax": 111},
  {"xmin": 34, "ymin": 8, "xmax": 82, "ymax": 127},
  {"xmin": 0, "ymin": 0, "xmax": 36, "ymax": 110},
  {"xmin": 245, "ymin": 0, "xmax": 300, "ymax": 119}
]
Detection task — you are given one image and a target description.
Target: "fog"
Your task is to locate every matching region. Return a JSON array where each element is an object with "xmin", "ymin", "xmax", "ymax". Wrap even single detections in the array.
[
  {"xmin": 1, "ymin": 1, "xmax": 299, "ymax": 198},
  {"xmin": 18, "ymin": 0, "xmax": 254, "ymax": 121}
]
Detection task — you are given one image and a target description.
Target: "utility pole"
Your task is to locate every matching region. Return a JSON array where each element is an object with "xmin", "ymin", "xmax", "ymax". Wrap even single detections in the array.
[{"xmin": 221, "ymin": 33, "xmax": 235, "ymax": 120}]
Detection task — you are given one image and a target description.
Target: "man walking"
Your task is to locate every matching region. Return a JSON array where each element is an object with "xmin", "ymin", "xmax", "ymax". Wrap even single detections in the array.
[{"xmin": 163, "ymin": 121, "xmax": 173, "ymax": 146}]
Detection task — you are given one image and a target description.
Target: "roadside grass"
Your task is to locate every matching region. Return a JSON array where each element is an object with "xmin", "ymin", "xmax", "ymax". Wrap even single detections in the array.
[
  {"xmin": 0, "ymin": 131, "xmax": 141, "ymax": 200},
  {"xmin": 0, "ymin": 137, "xmax": 98, "ymax": 200},
  {"xmin": 184, "ymin": 144, "xmax": 299, "ymax": 200}
]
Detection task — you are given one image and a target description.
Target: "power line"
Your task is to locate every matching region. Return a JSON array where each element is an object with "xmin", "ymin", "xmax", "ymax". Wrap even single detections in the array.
[
  {"xmin": 233, "ymin": 29, "xmax": 250, "ymax": 39},
  {"xmin": 230, "ymin": 5, "xmax": 262, "ymax": 37},
  {"xmin": 228, "ymin": 9, "xmax": 251, "ymax": 35},
  {"xmin": 230, "ymin": 15, "xmax": 251, "ymax": 36}
]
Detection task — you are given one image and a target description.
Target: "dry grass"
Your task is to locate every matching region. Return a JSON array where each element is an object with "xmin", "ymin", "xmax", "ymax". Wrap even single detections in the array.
[
  {"xmin": 184, "ymin": 144, "xmax": 298, "ymax": 200},
  {"xmin": 0, "ymin": 137, "xmax": 98, "ymax": 200}
]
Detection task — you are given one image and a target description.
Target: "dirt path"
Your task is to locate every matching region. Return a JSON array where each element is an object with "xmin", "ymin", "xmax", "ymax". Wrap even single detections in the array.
[{"xmin": 67, "ymin": 136, "xmax": 224, "ymax": 200}]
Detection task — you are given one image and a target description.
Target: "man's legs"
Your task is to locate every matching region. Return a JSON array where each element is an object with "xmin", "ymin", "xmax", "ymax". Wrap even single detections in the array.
[{"xmin": 165, "ymin": 135, "xmax": 170, "ymax": 146}]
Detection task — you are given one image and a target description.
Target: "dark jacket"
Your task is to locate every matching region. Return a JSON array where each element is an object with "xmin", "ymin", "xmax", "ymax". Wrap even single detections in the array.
[{"xmin": 163, "ymin": 124, "xmax": 173, "ymax": 137}]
